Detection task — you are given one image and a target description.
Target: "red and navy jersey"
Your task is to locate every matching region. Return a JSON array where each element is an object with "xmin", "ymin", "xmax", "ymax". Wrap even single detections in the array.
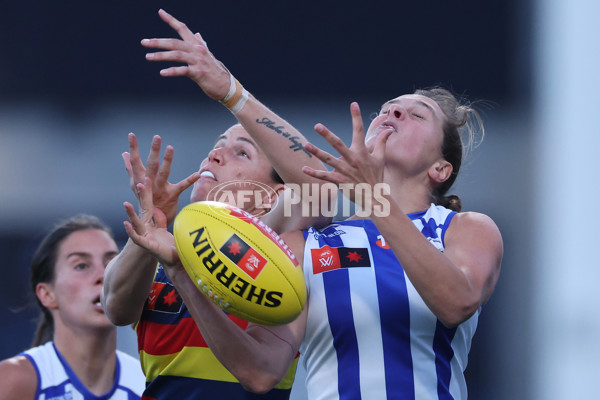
[{"xmin": 136, "ymin": 266, "xmax": 297, "ymax": 400}]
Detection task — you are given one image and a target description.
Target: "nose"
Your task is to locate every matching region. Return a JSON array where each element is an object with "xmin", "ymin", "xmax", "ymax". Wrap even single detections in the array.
[
  {"xmin": 387, "ymin": 103, "xmax": 406, "ymax": 120},
  {"xmin": 95, "ymin": 264, "xmax": 105, "ymax": 285},
  {"xmin": 207, "ymin": 147, "xmax": 225, "ymax": 164}
]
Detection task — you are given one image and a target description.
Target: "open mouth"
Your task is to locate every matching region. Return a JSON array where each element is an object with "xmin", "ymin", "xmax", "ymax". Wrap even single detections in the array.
[
  {"xmin": 381, "ymin": 122, "xmax": 397, "ymax": 132},
  {"xmin": 200, "ymin": 170, "xmax": 216, "ymax": 180},
  {"xmin": 93, "ymin": 295, "xmax": 103, "ymax": 310}
]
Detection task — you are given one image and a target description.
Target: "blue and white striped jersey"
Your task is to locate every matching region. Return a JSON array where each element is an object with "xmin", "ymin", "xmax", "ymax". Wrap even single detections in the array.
[
  {"xmin": 301, "ymin": 204, "xmax": 479, "ymax": 400},
  {"xmin": 20, "ymin": 341, "xmax": 144, "ymax": 400}
]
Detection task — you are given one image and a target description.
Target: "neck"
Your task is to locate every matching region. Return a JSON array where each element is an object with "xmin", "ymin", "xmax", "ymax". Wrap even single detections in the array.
[
  {"xmin": 384, "ymin": 170, "xmax": 433, "ymax": 214},
  {"xmin": 53, "ymin": 323, "xmax": 118, "ymax": 395},
  {"xmin": 347, "ymin": 170, "xmax": 433, "ymax": 220}
]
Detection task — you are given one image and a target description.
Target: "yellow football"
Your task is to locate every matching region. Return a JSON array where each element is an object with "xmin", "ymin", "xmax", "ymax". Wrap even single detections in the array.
[{"xmin": 173, "ymin": 201, "xmax": 306, "ymax": 325}]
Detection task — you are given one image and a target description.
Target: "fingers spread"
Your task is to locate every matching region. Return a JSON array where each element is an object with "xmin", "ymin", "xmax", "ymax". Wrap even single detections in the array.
[
  {"xmin": 146, "ymin": 135, "xmax": 161, "ymax": 178},
  {"xmin": 350, "ymin": 102, "xmax": 367, "ymax": 152},
  {"xmin": 159, "ymin": 65, "xmax": 192, "ymax": 77},
  {"xmin": 175, "ymin": 172, "xmax": 201, "ymax": 195},
  {"xmin": 304, "ymin": 141, "xmax": 342, "ymax": 170},
  {"xmin": 156, "ymin": 145, "xmax": 174, "ymax": 186},
  {"xmin": 122, "ymin": 152, "xmax": 133, "ymax": 176},
  {"xmin": 158, "ymin": 9, "xmax": 197, "ymax": 43}
]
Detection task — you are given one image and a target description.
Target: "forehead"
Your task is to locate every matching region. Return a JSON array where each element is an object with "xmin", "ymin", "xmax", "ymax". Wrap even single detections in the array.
[
  {"xmin": 58, "ymin": 229, "xmax": 117, "ymax": 256},
  {"xmin": 215, "ymin": 125, "xmax": 258, "ymax": 147},
  {"xmin": 215, "ymin": 124, "xmax": 266, "ymax": 157}
]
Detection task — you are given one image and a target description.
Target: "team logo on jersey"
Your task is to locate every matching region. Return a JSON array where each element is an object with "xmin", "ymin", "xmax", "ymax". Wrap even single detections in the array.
[
  {"xmin": 145, "ymin": 281, "xmax": 183, "ymax": 313},
  {"xmin": 309, "ymin": 225, "xmax": 347, "ymax": 241},
  {"xmin": 311, "ymin": 245, "xmax": 371, "ymax": 274},
  {"xmin": 219, "ymin": 233, "xmax": 268, "ymax": 279}
]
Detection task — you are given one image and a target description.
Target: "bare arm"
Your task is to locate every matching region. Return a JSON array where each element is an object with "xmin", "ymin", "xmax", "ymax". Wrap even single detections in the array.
[
  {"xmin": 123, "ymin": 179, "xmax": 308, "ymax": 393},
  {"xmin": 303, "ymin": 107, "xmax": 503, "ymax": 327},
  {"xmin": 0, "ymin": 356, "xmax": 37, "ymax": 400},
  {"xmin": 371, "ymin": 202, "xmax": 503, "ymax": 327},
  {"xmin": 102, "ymin": 237, "xmax": 157, "ymax": 326},
  {"xmin": 142, "ymin": 9, "xmax": 335, "ymax": 231}
]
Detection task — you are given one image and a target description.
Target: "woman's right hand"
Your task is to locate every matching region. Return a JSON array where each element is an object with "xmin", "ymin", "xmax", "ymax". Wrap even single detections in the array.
[{"xmin": 141, "ymin": 9, "xmax": 232, "ymax": 101}]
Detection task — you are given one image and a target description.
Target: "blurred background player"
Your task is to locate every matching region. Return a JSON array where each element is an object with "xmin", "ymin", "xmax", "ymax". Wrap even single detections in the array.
[{"xmin": 0, "ymin": 214, "xmax": 145, "ymax": 400}]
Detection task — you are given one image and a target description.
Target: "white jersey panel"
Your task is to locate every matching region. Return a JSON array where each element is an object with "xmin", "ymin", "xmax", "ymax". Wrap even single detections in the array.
[
  {"xmin": 300, "ymin": 204, "xmax": 480, "ymax": 400},
  {"xmin": 21, "ymin": 341, "xmax": 144, "ymax": 400}
]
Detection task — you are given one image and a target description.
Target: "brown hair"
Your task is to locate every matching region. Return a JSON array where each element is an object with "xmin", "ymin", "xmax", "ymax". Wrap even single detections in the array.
[
  {"xmin": 414, "ymin": 87, "xmax": 485, "ymax": 212},
  {"xmin": 30, "ymin": 214, "xmax": 113, "ymax": 347}
]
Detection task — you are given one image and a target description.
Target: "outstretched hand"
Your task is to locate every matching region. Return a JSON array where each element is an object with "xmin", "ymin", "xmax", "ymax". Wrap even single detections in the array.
[
  {"xmin": 123, "ymin": 177, "xmax": 180, "ymax": 270},
  {"xmin": 142, "ymin": 9, "xmax": 231, "ymax": 101},
  {"xmin": 302, "ymin": 102, "xmax": 392, "ymax": 207},
  {"xmin": 124, "ymin": 132, "xmax": 199, "ymax": 226}
]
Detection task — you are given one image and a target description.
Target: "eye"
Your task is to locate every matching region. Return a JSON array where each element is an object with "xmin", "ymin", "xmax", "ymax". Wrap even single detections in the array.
[
  {"xmin": 412, "ymin": 113, "xmax": 424, "ymax": 119},
  {"xmin": 238, "ymin": 149, "xmax": 249, "ymax": 158},
  {"xmin": 74, "ymin": 262, "xmax": 89, "ymax": 271}
]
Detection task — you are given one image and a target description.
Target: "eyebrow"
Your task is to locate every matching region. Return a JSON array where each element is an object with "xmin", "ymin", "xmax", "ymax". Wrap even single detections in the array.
[
  {"xmin": 66, "ymin": 251, "xmax": 118, "ymax": 259},
  {"xmin": 384, "ymin": 99, "xmax": 435, "ymax": 114}
]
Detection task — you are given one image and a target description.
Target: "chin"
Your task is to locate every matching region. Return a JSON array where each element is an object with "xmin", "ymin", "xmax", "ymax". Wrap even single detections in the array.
[{"xmin": 190, "ymin": 188, "xmax": 209, "ymax": 203}]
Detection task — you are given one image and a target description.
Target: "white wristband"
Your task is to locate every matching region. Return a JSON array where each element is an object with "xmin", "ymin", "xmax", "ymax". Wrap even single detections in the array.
[
  {"xmin": 230, "ymin": 89, "xmax": 249, "ymax": 115},
  {"xmin": 220, "ymin": 74, "xmax": 237, "ymax": 103}
]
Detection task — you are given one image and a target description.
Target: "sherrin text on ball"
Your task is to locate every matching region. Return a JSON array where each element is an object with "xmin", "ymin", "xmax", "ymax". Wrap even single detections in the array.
[{"xmin": 173, "ymin": 201, "xmax": 306, "ymax": 325}]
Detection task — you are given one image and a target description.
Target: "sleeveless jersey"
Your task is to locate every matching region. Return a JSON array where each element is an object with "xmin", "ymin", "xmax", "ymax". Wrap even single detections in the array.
[
  {"xmin": 20, "ymin": 341, "xmax": 145, "ymax": 400},
  {"xmin": 300, "ymin": 204, "xmax": 480, "ymax": 400},
  {"xmin": 136, "ymin": 266, "xmax": 297, "ymax": 400}
]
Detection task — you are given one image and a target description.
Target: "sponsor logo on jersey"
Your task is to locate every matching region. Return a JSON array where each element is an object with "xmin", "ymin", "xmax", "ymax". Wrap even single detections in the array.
[
  {"xmin": 145, "ymin": 281, "xmax": 183, "ymax": 313},
  {"xmin": 311, "ymin": 245, "xmax": 371, "ymax": 274}
]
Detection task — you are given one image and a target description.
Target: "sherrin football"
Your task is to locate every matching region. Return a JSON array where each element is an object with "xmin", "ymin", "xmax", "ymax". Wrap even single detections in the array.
[{"xmin": 173, "ymin": 201, "xmax": 306, "ymax": 325}]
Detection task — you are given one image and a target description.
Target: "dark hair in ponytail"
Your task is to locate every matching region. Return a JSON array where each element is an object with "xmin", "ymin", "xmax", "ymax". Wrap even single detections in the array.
[
  {"xmin": 30, "ymin": 214, "xmax": 113, "ymax": 347},
  {"xmin": 414, "ymin": 87, "xmax": 485, "ymax": 212}
]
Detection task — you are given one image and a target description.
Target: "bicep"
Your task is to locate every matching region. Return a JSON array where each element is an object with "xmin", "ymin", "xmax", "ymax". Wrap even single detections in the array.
[
  {"xmin": 0, "ymin": 356, "xmax": 37, "ymax": 400},
  {"xmin": 444, "ymin": 212, "xmax": 503, "ymax": 305}
]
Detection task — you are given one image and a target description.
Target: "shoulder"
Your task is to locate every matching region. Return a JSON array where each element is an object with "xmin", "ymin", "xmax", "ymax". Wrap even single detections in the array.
[
  {"xmin": 115, "ymin": 351, "xmax": 145, "ymax": 394},
  {"xmin": 0, "ymin": 355, "xmax": 38, "ymax": 399},
  {"xmin": 449, "ymin": 211, "xmax": 502, "ymax": 241},
  {"xmin": 446, "ymin": 211, "xmax": 504, "ymax": 268}
]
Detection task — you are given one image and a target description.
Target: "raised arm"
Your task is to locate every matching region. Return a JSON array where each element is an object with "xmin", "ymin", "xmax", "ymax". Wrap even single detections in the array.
[
  {"xmin": 102, "ymin": 133, "xmax": 199, "ymax": 326},
  {"xmin": 142, "ymin": 9, "xmax": 335, "ymax": 231},
  {"xmin": 123, "ymin": 176, "xmax": 307, "ymax": 393}
]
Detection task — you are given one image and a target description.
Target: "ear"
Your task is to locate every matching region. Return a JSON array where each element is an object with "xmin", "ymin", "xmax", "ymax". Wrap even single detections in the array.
[
  {"xmin": 261, "ymin": 183, "xmax": 286, "ymax": 209},
  {"xmin": 428, "ymin": 159, "xmax": 453, "ymax": 184},
  {"xmin": 36, "ymin": 282, "xmax": 58, "ymax": 310}
]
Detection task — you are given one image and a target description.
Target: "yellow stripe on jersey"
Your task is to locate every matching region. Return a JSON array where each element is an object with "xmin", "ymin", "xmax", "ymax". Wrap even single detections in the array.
[{"xmin": 140, "ymin": 346, "xmax": 298, "ymax": 390}]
